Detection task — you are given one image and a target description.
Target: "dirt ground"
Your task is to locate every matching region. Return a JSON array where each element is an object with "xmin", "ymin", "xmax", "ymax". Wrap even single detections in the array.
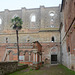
[{"xmin": 9, "ymin": 64, "xmax": 75, "ymax": 75}]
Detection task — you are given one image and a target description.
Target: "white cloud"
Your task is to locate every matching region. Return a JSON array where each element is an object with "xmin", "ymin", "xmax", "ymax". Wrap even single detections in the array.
[{"xmin": 0, "ymin": 0, "xmax": 62, "ymax": 11}]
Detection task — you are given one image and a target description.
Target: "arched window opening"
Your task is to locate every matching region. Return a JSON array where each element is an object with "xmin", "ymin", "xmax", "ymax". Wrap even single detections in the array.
[
  {"xmin": 26, "ymin": 37, "xmax": 30, "ymax": 42},
  {"xmin": 30, "ymin": 14, "xmax": 36, "ymax": 28},
  {"xmin": 51, "ymin": 37, "xmax": 54, "ymax": 42},
  {"xmin": 6, "ymin": 37, "xmax": 8, "ymax": 43},
  {"xmin": 49, "ymin": 11, "xmax": 55, "ymax": 28},
  {"xmin": 31, "ymin": 15, "xmax": 36, "ymax": 22},
  {"xmin": 68, "ymin": 46, "xmax": 70, "ymax": 52},
  {"xmin": 50, "ymin": 12, "xmax": 55, "ymax": 17},
  {"xmin": 27, "ymin": 39, "xmax": 30, "ymax": 42}
]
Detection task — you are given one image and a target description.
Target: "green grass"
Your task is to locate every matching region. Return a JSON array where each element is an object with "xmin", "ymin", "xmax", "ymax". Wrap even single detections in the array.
[
  {"xmin": 9, "ymin": 70, "xmax": 44, "ymax": 75},
  {"xmin": 9, "ymin": 65, "xmax": 75, "ymax": 75},
  {"xmin": 59, "ymin": 65, "xmax": 75, "ymax": 75},
  {"xmin": 18, "ymin": 63, "xmax": 25, "ymax": 66}
]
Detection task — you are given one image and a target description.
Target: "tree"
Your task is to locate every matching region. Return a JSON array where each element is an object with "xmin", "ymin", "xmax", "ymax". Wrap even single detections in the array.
[{"xmin": 11, "ymin": 17, "xmax": 23, "ymax": 62}]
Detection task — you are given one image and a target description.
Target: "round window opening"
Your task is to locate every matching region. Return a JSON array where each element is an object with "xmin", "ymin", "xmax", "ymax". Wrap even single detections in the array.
[
  {"xmin": 0, "ymin": 19, "xmax": 2, "ymax": 24},
  {"xmin": 50, "ymin": 12, "xmax": 55, "ymax": 16}
]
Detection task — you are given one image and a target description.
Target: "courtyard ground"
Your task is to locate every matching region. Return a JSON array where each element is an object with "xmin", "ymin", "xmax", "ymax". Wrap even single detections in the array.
[{"xmin": 9, "ymin": 64, "xmax": 75, "ymax": 75}]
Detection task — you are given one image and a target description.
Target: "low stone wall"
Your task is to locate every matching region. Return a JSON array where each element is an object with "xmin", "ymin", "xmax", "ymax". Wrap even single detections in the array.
[
  {"xmin": 17, "ymin": 65, "xmax": 28, "ymax": 70},
  {"xmin": 0, "ymin": 62, "xmax": 28, "ymax": 75}
]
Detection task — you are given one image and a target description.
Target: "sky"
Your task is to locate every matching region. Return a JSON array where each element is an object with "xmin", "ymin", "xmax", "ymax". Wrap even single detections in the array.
[{"xmin": 0, "ymin": 0, "xmax": 62, "ymax": 11}]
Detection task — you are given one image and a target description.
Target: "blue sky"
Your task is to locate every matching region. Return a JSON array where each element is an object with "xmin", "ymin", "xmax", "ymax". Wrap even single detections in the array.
[{"xmin": 0, "ymin": 0, "xmax": 62, "ymax": 11}]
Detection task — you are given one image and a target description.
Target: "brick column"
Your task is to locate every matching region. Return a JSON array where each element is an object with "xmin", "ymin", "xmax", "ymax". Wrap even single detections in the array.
[
  {"xmin": 33, "ymin": 50, "xmax": 37, "ymax": 64},
  {"xmin": 33, "ymin": 53, "xmax": 35, "ymax": 62},
  {"xmin": 29, "ymin": 52, "xmax": 31, "ymax": 62},
  {"xmin": 40, "ymin": 55, "xmax": 41, "ymax": 62},
  {"xmin": 7, "ymin": 54, "xmax": 9, "ymax": 61},
  {"xmin": 23, "ymin": 53, "xmax": 25, "ymax": 61},
  {"xmin": 36, "ymin": 53, "xmax": 37, "ymax": 62},
  {"xmin": 7, "ymin": 52, "xmax": 9, "ymax": 61}
]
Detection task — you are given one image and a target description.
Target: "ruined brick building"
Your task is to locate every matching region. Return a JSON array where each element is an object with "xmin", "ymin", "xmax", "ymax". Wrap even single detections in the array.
[
  {"xmin": 61, "ymin": 0, "xmax": 75, "ymax": 71},
  {"xmin": 0, "ymin": 0, "xmax": 75, "ymax": 71}
]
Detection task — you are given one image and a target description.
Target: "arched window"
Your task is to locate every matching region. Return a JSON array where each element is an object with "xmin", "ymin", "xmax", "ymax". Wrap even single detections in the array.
[
  {"xmin": 51, "ymin": 36, "xmax": 54, "ymax": 42},
  {"xmin": 31, "ymin": 15, "xmax": 36, "ymax": 22},
  {"xmin": 30, "ymin": 14, "xmax": 36, "ymax": 28},
  {"xmin": 6, "ymin": 37, "xmax": 8, "ymax": 43},
  {"xmin": 50, "ymin": 12, "xmax": 55, "ymax": 17},
  {"xmin": 49, "ymin": 11, "xmax": 55, "ymax": 28},
  {"xmin": 68, "ymin": 46, "xmax": 70, "ymax": 52}
]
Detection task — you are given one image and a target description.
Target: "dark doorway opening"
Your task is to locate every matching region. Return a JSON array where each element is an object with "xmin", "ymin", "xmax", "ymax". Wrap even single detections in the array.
[{"xmin": 51, "ymin": 55, "xmax": 57, "ymax": 64}]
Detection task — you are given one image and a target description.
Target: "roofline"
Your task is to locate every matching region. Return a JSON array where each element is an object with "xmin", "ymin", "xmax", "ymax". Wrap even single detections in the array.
[{"xmin": 33, "ymin": 41, "xmax": 42, "ymax": 47}]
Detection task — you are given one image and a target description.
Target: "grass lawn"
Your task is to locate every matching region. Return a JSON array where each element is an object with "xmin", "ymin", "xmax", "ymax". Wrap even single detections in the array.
[{"xmin": 9, "ymin": 65, "xmax": 75, "ymax": 75}]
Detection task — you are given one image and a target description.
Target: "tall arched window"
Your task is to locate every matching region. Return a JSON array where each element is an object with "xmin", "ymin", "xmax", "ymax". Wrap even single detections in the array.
[
  {"xmin": 30, "ymin": 14, "xmax": 36, "ymax": 28},
  {"xmin": 51, "ymin": 36, "xmax": 55, "ymax": 42},
  {"xmin": 6, "ymin": 37, "xmax": 8, "ymax": 43},
  {"xmin": 31, "ymin": 15, "xmax": 36, "ymax": 22},
  {"xmin": 49, "ymin": 11, "xmax": 55, "ymax": 28},
  {"xmin": 68, "ymin": 46, "xmax": 70, "ymax": 52}
]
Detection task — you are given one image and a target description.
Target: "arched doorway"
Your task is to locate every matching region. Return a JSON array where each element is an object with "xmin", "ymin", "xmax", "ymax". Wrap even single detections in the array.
[{"xmin": 50, "ymin": 47, "xmax": 58, "ymax": 64}]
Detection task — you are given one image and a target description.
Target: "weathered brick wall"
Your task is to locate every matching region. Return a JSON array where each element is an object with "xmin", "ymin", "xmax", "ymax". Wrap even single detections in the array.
[
  {"xmin": 0, "ymin": 46, "xmax": 6, "ymax": 61},
  {"xmin": 0, "ymin": 5, "xmax": 61, "ymax": 66},
  {"xmin": 0, "ymin": 42, "xmax": 42, "ymax": 66},
  {"xmin": 0, "ymin": 6, "xmax": 60, "ymax": 44},
  {"xmin": 0, "ymin": 6, "xmax": 60, "ymax": 65},
  {"xmin": 41, "ymin": 42, "xmax": 60, "ymax": 64},
  {"xmin": 0, "ymin": 31, "xmax": 60, "ymax": 43},
  {"xmin": 0, "ymin": 6, "xmax": 60, "ymax": 30},
  {"xmin": 33, "ymin": 41, "xmax": 42, "ymax": 52},
  {"xmin": 61, "ymin": 0, "xmax": 75, "ymax": 71},
  {"xmin": 62, "ymin": 0, "xmax": 75, "ymax": 32},
  {"xmin": 0, "ymin": 62, "xmax": 28, "ymax": 75}
]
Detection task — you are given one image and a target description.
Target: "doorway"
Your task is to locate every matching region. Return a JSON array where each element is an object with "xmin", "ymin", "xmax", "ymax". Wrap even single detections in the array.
[{"xmin": 51, "ymin": 55, "xmax": 57, "ymax": 64}]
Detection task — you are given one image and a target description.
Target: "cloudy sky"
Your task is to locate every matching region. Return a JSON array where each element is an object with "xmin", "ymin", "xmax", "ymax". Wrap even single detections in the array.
[{"xmin": 0, "ymin": 0, "xmax": 62, "ymax": 11}]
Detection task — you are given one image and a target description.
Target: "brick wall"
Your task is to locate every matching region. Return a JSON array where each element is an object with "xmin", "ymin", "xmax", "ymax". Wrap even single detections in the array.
[
  {"xmin": 61, "ymin": 0, "xmax": 75, "ymax": 71},
  {"xmin": 0, "ymin": 6, "xmax": 60, "ymax": 31},
  {"xmin": 0, "ymin": 6, "xmax": 60, "ymax": 44},
  {"xmin": 0, "ymin": 46, "xmax": 6, "ymax": 61}
]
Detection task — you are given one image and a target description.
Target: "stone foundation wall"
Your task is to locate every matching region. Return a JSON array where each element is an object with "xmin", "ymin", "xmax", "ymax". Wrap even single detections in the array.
[
  {"xmin": 17, "ymin": 64, "xmax": 28, "ymax": 71},
  {"xmin": 0, "ymin": 62, "xmax": 28, "ymax": 75}
]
